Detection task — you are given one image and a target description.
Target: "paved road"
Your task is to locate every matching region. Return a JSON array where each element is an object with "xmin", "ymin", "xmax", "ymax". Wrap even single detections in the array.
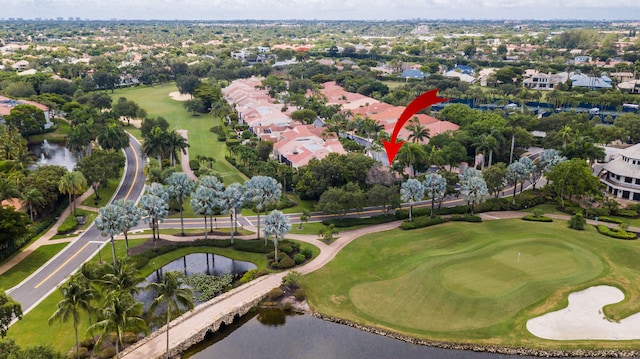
[{"xmin": 8, "ymin": 134, "xmax": 147, "ymax": 314}]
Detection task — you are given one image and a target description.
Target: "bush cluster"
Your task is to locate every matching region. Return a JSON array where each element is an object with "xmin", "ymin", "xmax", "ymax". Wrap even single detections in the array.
[
  {"xmin": 56, "ymin": 216, "xmax": 78, "ymax": 234},
  {"xmin": 322, "ymin": 214, "xmax": 396, "ymax": 227},
  {"xmin": 267, "ymin": 287, "xmax": 284, "ymax": 300},
  {"xmin": 399, "ymin": 216, "xmax": 446, "ymax": 230},
  {"xmin": 597, "ymin": 225, "xmax": 637, "ymax": 240},
  {"xmin": 449, "ymin": 214, "xmax": 483, "ymax": 222},
  {"xmin": 294, "ymin": 288, "xmax": 306, "ymax": 301},
  {"xmin": 522, "ymin": 214, "xmax": 553, "ymax": 222}
]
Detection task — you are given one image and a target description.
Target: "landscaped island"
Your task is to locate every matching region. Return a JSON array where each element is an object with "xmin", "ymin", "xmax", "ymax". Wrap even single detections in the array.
[{"xmin": 301, "ymin": 219, "xmax": 640, "ymax": 354}]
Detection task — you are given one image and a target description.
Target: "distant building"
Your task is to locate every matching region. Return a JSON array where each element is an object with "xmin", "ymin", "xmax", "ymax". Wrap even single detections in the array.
[
  {"xmin": 401, "ymin": 69, "xmax": 427, "ymax": 80},
  {"xmin": 570, "ymin": 73, "xmax": 612, "ymax": 90},
  {"xmin": 523, "ymin": 72, "xmax": 569, "ymax": 90}
]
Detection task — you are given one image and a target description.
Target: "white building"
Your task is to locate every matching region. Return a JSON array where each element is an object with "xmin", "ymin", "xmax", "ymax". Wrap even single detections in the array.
[{"xmin": 601, "ymin": 144, "xmax": 640, "ymax": 201}]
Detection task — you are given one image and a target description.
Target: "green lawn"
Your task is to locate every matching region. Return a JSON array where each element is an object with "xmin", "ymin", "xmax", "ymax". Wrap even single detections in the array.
[
  {"xmin": 301, "ymin": 219, "xmax": 640, "ymax": 350},
  {"xmin": 6, "ymin": 236, "xmax": 317, "ymax": 353},
  {"xmin": 110, "ymin": 84, "xmax": 246, "ymax": 184},
  {"xmin": 81, "ymin": 176, "xmax": 122, "ymax": 209},
  {"xmin": 0, "ymin": 243, "xmax": 68, "ymax": 291}
]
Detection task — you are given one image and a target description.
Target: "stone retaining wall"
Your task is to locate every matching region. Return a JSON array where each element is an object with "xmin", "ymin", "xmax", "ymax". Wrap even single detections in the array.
[
  {"xmin": 312, "ymin": 313, "xmax": 640, "ymax": 358},
  {"xmin": 119, "ymin": 275, "xmax": 276, "ymax": 359}
]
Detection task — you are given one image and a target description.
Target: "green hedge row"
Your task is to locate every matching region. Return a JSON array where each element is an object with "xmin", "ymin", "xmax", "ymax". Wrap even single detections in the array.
[
  {"xmin": 596, "ymin": 216, "xmax": 623, "ymax": 224},
  {"xmin": 596, "ymin": 225, "xmax": 637, "ymax": 240},
  {"xmin": 449, "ymin": 214, "xmax": 483, "ymax": 222},
  {"xmin": 522, "ymin": 215, "xmax": 553, "ymax": 222},
  {"xmin": 400, "ymin": 216, "xmax": 447, "ymax": 230},
  {"xmin": 322, "ymin": 214, "xmax": 397, "ymax": 227}
]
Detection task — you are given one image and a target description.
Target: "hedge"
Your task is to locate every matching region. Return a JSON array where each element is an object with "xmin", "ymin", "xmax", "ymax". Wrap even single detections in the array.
[
  {"xmin": 322, "ymin": 214, "xmax": 396, "ymax": 227},
  {"xmin": 522, "ymin": 214, "xmax": 553, "ymax": 222},
  {"xmin": 596, "ymin": 225, "xmax": 637, "ymax": 240},
  {"xmin": 615, "ymin": 209, "xmax": 638, "ymax": 218},
  {"xmin": 449, "ymin": 214, "xmax": 483, "ymax": 222},
  {"xmin": 596, "ymin": 216, "xmax": 623, "ymax": 224},
  {"xmin": 400, "ymin": 216, "xmax": 446, "ymax": 230}
]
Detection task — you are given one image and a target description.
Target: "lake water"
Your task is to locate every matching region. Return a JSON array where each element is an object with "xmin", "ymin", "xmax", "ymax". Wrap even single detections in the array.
[
  {"xmin": 28, "ymin": 140, "xmax": 76, "ymax": 171},
  {"xmin": 181, "ymin": 309, "xmax": 584, "ymax": 359}
]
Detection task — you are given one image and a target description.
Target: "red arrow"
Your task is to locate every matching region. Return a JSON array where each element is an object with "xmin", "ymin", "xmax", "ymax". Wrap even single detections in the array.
[{"xmin": 382, "ymin": 89, "xmax": 449, "ymax": 165}]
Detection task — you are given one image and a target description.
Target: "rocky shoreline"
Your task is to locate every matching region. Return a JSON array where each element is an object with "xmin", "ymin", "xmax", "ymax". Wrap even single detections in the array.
[{"xmin": 312, "ymin": 312, "xmax": 640, "ymax": 358}]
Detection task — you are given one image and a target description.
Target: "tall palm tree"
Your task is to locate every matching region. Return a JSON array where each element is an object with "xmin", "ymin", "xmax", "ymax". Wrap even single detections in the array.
[
  {"xmin": 166, "ymin": 173, "xmax": 196, "ymax": 236},
  {"xmin": 167, "ymin": 130, "xmax": 189, "ymax": 167},
  {"xmin": 557, "ymin": 125, "xmax": 573, "ymax": 149},
  {"xmin": 407, "ymin": 118, "xmax": 430, "ymax": 143},
  {"xmin": 112, "ymin": 199, "xmax": 142, "ymax": 256},
  {"xmin": 89, "ymin": 290, "xmax": 147, "ymax": 359},
  {"xmin": 142, "ymin": 127, "xmax": 170, "ymax": 169},
  {"xmin": 58, "ymin": 171, "xmax": 87, "ymax": 215},
  {"xmin": 21, "ymin": 187, "xmax": 44, "ymax": 221},
  {"xmin": 100, "ymin": 260, "xmax": 145, "ymax": 297},
  {"xmin": 263, "ymin": 210, "xmax": 291, "ymax": 263},
  {"xmin": 396, "ymin": 142, "xmax": 428, "ymax": 177},
  {"xmin": 98, "ymin": 122, "xmax": 129, "ymax": 151},
  {"xmin": 147, "ymin": 271, "xmax": 194, "ymax": 359},
  {"xmin": 49, "ymin": 275, "xmax": 95, "ymax": 359},
  {"xmin": 0, "ymin": 175, "xmax": 20, "ymax": 203},
  {"xmin": 95, "ymin": 204, "xmax": 127, "ymax": 267}
]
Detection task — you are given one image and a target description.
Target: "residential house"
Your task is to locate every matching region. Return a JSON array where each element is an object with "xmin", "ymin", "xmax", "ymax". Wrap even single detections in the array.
[
  {"xmin": 273, "ymin": 125, "xmax": 346, "ymax": 168},
  {"xmin": 443, "ymin": 70, "xmax": 476, "ymax": 84},
  {"xmin": 609, "ymin": 72, "xmax": 635, "ymax": 83},
  {"xmin": 10, "ymin": 59, "xmax": 29, "ymax": 70},
  {"xmin": 600, "ymin": 143, "xmax": 640, "ymax": 201},
  {"xmin": 401, "ymin": 69, "xmax": 427, "ymax": 80},
  {"xmin": 523, "ymin": 72, "xmax": 569, "ymax": 90},
  {"xmin": 618, "ymin": 79, "xmax": 640, "ymax": 94},
  {"xmin": 570, "ymin": 73, "xmax": 613, "ymax": 89}
]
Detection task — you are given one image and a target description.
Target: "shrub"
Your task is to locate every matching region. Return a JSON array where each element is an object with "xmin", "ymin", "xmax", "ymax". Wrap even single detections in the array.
[
  {"xmin": 123, "ymin": 332, "xmax": 139, "ymax": 344},
  {"xmin": 217, "ymin": 134, "xmax": 226, "ymax": 142},
  {"xmin": 293, "ymin": 253, "xmax": 306, "ymax": 264},
  {"xmin": 233, "ymin": 240, "xmax": 272, "ymax": 253},
  {"xmin": 597, "ymin": 225, "xmax": 637, "ymax": 240},
  {"xmin": 68, "ymin": 347, "xmax": 89, "ymax": 359},
  {"xmin": 189, "ymin": 159, "xmax": 200, "ymax": 171},
  {"xmin": 532, "ymin": 209, "xmax": 545, "ymax": 218},
  {"xmin": 96, "ymin": 347, "xmax": 116, "ymax": 359},
  {"xmin": 276, "ymin": 255, "xmax": 296, "ymax": 269},
  {"xmin": 57, "ymin": 216, "xmax": 78, "ymax": 234},
  {"xmin": 322, "ymin": 214, "xmax": 396, "ymax": 227},
  {"xmin": 282, "ymin": 302, "xmax": 293, "ymax": 311},
  {"xmin": 522, "ymin": 214, "xmax": 553, "ymax": 222},
  {"xmin": 283, "ymin": 271, "xmax": 301, "ymax": 286},
  {"xmin": 79, "ymin": 338, "xmax": 94, "ymax": 349},
  {"xmin": 449, "ymin": 214, "xmax": 482, "ymax": 222},
  {"xmin": 568, "ymin": 212, "xmax": 586, "ymax": 230},
  {"xmin": 267, "ymin": 287, "xmax": 284, "ymax": 300},
  {"xmin": 400, "ymin": 216, "xmax": 446, "ymax": 230},
  {"xmin": 597, "ymin": 216, "xmax": 623, "ymax": 224},
  {"xmin": 616, "ymin": 209, "xmax": 638, "ymax": 218},
  {"xmin": 294, "ymin": 288, "xmax": 307, "ymax": 301},
  {"xmin": 279, "ymin": 245, "xmax": 293, "ymax": 255},
  {"xmin": 240, "ymin": 269, "xmax": 257, "ymax": 284},
  {"xmin": 301, "ymin": 248, "xmax": 313, "ymax": 259}
]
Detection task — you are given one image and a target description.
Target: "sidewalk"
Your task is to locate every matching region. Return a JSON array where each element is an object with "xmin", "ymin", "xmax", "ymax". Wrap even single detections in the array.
[{"xmin": 0, "ymin": 189, "xmax": 97, "ymax": 276}]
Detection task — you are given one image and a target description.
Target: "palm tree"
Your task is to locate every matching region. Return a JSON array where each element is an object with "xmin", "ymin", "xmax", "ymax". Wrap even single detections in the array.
[
  {"xmin": 263, "ymin": 210, "xmax": 291, "ymax": 263},
  {"xmin": 21, "ymin": 187, "xmax": 44, "ymax": 221},
  {"xmin": 396, "ymin": 142, "xmax": 428, "ymax": 177},
  {"xmin": 245, "ymin": 176, "xmax": 282, "ymax": 243},
  {"xmin": 139, "ymin": 183, "xmax": 169, "ymax": 247},
  {"xmin": 557, "ymin": 125, "xmax": 573, "ymax": 149},
  {"xmin": 407, "ymin": 118, "xmax": 430, "ymax": 143},
  {"xmin": 167, "ymin": 130, "xmax": 189, "ymax": 167},
  {"xmin": 95, "ymin": 204, "xmax": 127, "ymax": 268},
  {"xmin": 89, "ymin": 290, "xmax": 147, "ymax": 359},
  {"xmin": 112, "ymin": 199, "xmax": 142, "ymax": 256},
  {"xmin": 142, "ymin": 127, "xmax": 169, "ymax": 169},
  {"xmin": 100, "ymin": 260, "xmax": 145, "ymax": 297},
  {"xmin": 0, "ymin": 176, "xmax": 20, "ymax": 203},
  {"xmin": 49, "ymin": 275, "xmax": 95, "ymax": 359},
  {"xmin": 505, "ymin": 114, "xmax": 529, "ymax": 163},
  {"xmin": 146, "ymin": 271, "xmax": 194, "ymax": 359},
  {"xmin": 58, "ymin": 171, "xmax": 87, "ymax": 216},
  {"xmin": 166, "ymin": 173, "xmax": 196, "ymax": 236},
  {"xmin": 98, "ymin": 122, "xmax": 129, "ymax": 151},
  {"xmin": 220, "ymin": 183, "xmax": 245, "ymax": 244},
  {"xmin": 190, "ymin": 186, "xmax": 220, "ymax": 240}
]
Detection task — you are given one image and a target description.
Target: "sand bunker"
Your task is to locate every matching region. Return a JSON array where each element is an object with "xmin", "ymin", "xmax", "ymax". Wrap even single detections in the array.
[
  {"xmin": 169, "ymin": 91, "xmax": 191, "ymax": 101},
  {"xmin": 527, "ymin": 285, "xmax": 640, "ymax": 340}
]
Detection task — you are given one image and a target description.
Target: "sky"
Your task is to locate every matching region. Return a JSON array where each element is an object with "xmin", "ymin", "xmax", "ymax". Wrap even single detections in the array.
[{"xmin": 1, "ymin": 0, "xmax": 639, "ymax": 21}]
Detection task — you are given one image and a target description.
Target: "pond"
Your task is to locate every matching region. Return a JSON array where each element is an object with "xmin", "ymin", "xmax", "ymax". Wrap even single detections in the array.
[
  {"xmin": 137, "ymin": 253, "xmax": 257, "ymax": 308},
  {"xmin": 181, "ymin": 309, "xmax": 589, "ymax": 359},
  {"xmin": 28, "ymin": 139, "xmax": 76, "ymax": 171}
]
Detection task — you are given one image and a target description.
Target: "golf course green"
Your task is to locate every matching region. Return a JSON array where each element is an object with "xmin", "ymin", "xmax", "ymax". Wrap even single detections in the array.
[{"xmin": 301, "ymin": 219, "xmax": 640, "ymax": 348}]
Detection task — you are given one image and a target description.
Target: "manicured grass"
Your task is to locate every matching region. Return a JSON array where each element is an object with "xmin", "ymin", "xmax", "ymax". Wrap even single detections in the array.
[
  {"xmin": 0, "ymin": 243, "xmax": 68, "ymax": 291},
  {"xmin": 81, "ymin": 176, "xmax": 122, "ymax": 209},
  {"xmin": 289, "ymin": 222, "xmax": 327, "ymax": 235},
  {"xmin": 110, "ymin": 84, "xmax": 246, "ymax": 185},
  {"xmin": 301, "ymin": 219, "xmax": 640, "ymax": 349},
  {"xmin": 132, "ymin": 227, "xmax": 254, "ymax": 236},
  {"xmin": 28, "ymin": 119, "xmax": 72, "ymax": 143}
]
